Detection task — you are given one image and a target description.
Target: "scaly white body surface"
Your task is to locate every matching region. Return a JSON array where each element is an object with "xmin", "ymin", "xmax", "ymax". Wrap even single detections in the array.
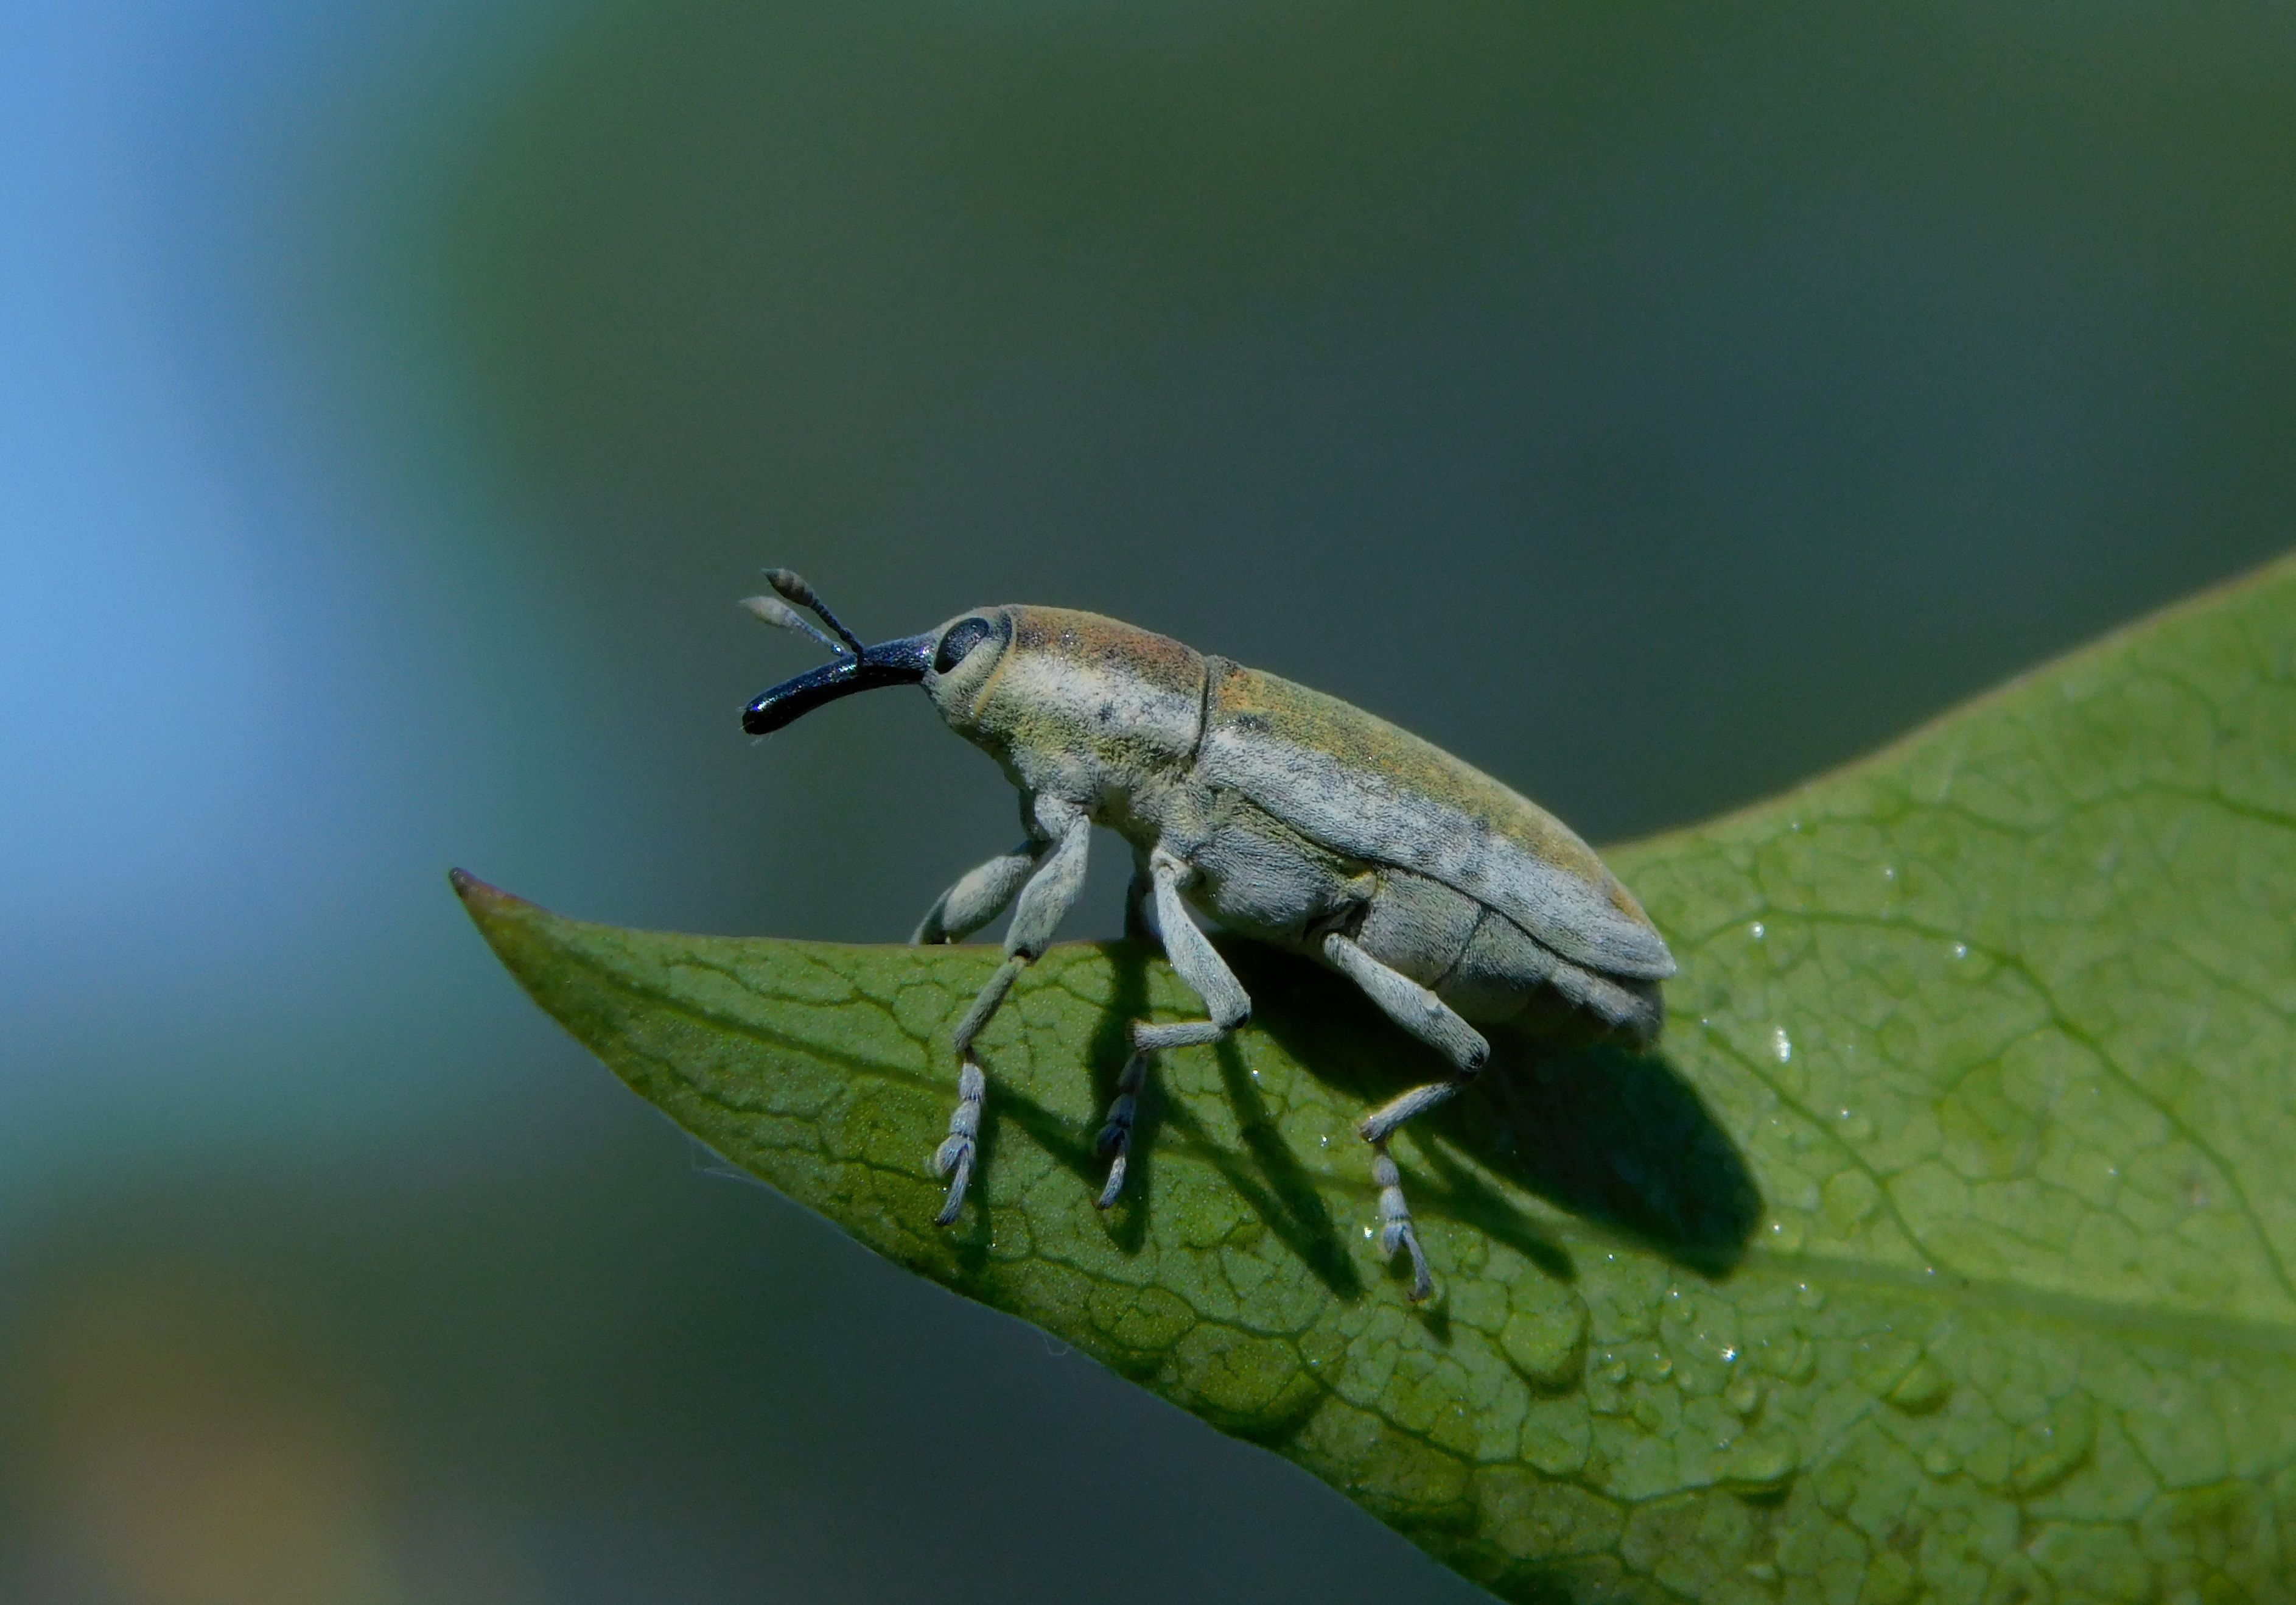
[{"xmin": 742, "ymin": 583, "xmax": 1673, "ymax": 1299}]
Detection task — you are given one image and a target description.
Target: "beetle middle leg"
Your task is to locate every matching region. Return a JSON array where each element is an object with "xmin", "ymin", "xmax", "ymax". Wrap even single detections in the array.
[
  {"xmin": 928, "ymin": 799, "xmax": 1091, "ymax": 1225},
  {"xmin": 1321, "ymin": 932, "xmax": 1491, "ymax": 1300},
  {"xmin": 1094, "ymin": 848, "xmax": 1250, "ymax": 1210}
]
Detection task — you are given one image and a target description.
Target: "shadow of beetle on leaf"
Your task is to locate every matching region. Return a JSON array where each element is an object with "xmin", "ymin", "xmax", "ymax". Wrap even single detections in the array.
[
  {"xmin": 1107, "ymin": 940, "xmax": 1763, "ymax": 1293},
  {"xmin": 1083, "ymin": 941, "xmax": 1366, "ymax": 1297}
]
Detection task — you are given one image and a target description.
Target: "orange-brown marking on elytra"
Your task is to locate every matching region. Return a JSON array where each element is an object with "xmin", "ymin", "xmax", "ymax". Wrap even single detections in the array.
[{"xmin": 1007, "ymin": 606, "xmax": 1205, "ymax": 700}]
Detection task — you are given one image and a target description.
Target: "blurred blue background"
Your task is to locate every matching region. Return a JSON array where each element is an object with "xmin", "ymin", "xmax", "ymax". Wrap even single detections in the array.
[{"xmin": 5, "ymin": 2, "xmax": 2293, "ymax": 1600}]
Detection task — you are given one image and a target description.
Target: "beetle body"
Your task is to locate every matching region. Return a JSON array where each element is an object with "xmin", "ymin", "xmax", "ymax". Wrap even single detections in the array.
[
  {"xmin": 742, "ymin": 581, "xmax": 1673, "ymax": 1299},
  {"xmin": 932, "ymin": 606, "xmax": 1668, "ymax": 1039}
]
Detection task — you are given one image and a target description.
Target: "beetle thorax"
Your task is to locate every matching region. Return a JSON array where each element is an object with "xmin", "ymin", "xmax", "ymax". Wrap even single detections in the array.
[{"xmin": 933, "ymin": 606, "xmax": 1207, "ymax": 804}]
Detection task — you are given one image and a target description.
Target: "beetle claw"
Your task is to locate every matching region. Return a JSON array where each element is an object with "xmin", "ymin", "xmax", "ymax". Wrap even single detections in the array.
[
  {"xmin": 931, "ymin": 1139, "xmax": 973, "ymax": 1226},
  {"xmin": 1094, "ymin": 1142, "xmax": 1129, "ymax": 1210},
  {"xmin": 1094, "ymin": 1103, "xmax": 1133, "ymax": 1207},
  {"xmin": 1387, "ymin": 1220, "xmax": 1433, "ymax": 1301}
]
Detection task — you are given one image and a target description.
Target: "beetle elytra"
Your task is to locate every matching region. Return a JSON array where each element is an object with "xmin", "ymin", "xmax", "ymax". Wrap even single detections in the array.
[{"xmin": 740, "ymin": 572, "xmax": 1673, "ymax": 1299}]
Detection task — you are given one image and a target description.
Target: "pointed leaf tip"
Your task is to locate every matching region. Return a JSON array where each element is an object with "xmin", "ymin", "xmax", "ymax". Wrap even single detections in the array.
[
  {"xmin": 457, "ymin": 553, "xmax": 2296, "ymax": 1604},
  {"xmin": 447, "ymin": 868, "xmax": 535, "ymax": 929}
]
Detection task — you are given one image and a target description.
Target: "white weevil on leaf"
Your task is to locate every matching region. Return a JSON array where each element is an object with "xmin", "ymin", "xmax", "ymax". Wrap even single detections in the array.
[{"xmin": 740, "ymin": 571, "xmax": 1675, "ymax": 1300}]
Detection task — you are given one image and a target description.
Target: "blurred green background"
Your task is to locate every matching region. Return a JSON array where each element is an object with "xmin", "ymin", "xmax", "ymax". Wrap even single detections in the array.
[{"xmin": 6, "ymin": 2, "xmax": 2294, "ymax": 1600}]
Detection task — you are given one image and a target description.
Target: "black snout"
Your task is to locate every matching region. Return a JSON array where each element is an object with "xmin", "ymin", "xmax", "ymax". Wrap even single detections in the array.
[{"xmin": 742, "ymin": 632, "xmax": 935, "ymax": 734}]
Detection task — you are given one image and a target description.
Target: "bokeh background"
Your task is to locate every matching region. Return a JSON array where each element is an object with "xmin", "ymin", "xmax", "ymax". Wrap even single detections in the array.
[{"xmin": 7, "ymin": 2, "xmax": 2295, "ymax": 1600}]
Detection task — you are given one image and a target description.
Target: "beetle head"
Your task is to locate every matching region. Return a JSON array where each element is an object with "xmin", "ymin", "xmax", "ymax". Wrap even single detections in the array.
[
  {"xmin": 915, "ymin": 606, "xmax": 1015, "ymax": 730},
  {"xmin": 920, "ymin": 605, "xmax": 1206, "ymax": 789}
]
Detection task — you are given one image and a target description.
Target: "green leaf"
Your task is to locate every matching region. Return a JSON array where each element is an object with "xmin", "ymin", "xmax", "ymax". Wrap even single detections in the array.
[{"xmin": 455, "ymin": 554, "xmax": 2296, "ymax": 1602}]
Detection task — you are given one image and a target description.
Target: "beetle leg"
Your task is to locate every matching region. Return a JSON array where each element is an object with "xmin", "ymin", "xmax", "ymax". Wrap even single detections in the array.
[
  {"xmin": 930, "ymin": 803, "xmax": 1091, "ymax": 1225},
  {"xmin": 912, "ymin": 840, "xmax": 1041, "ymax": 945},
  {"xmin": 930, "ymin": 1060, "xmax": 985, "ymax": 1226},
  {"xmin": 1121, "ymin": 852, "xmax": 1158, "ymax": 946},
  {"xmin": 1371, "ymin": 1142, "xmax": 1432, "ymax": 1301},
  {"xmin": 1322, "ymin": 932, "xmax": 1490, "ymax": 1299},
  {"xmin": 1096, "ymin": 849, "xmax": 1250, "ymax": 1209}
]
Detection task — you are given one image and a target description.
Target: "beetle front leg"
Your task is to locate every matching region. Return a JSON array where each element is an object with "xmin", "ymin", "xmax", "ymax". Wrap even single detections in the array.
[
  {"xmin": 929, "ymin": 801, "xmax": 1091, "ymax": 1225},
  {"xmin": 912, "ymin": 840, "xmax": 1041, "ymax": 945},
  {"xmin": 1095, "ymin": 849, "xmax": 1250, "ymax": 1209},
  {"xmin": 1322, "ymin": 932, "xmax": 1491, "ymax": 1301}
]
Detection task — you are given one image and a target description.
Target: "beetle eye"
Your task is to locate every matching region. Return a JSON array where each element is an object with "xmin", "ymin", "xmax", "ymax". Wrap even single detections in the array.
[{"xmin": 934, "ymin": 617, "xmax": 994, "ymax": 673}]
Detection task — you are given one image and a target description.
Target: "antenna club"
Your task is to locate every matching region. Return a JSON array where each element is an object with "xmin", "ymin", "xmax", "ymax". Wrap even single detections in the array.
[{"xmin": 762, "ymin": 567, "xmax": 866, "ymax": 660}]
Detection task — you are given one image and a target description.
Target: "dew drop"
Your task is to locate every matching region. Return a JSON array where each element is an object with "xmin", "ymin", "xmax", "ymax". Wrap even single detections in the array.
[
  {"xmin": 1721, "ymin": 1435, "xmax": 1799, "ymax": 1497},
  {"xmin": 1881, "ymin": 865, "xmax": 1897, "ymax": 881},
  {"xmin": 1720, "ymin": 1346, "xmax": 1740, "ymax": 1363},
  {"xmin": 1951, "ymin": 942, "xmax": 1969, "ymax": 960},
  {"xmin": 1773, "ymin": 1028, "xmax": 1793, "ymax": 1063},
  {"xmin": 1883, "ymin": 1354, "xmax": 1954, "ymax": 1414},
  {"xmin": 1749, "ymin": 921, "xmax": 1766, "ymax": 940}
]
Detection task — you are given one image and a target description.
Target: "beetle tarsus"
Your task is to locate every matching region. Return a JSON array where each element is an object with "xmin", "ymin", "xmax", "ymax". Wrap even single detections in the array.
[
  {"xmin": 931, "ymin": 1059, "xmax": 986, "ymax": 1225},
  {"xmin": 1371, "ymin": 1144, "xmax": 1434, "ymax": 1301},
  {"xmin": 1093, "ymin": 1048, "xmax": 1151, "ymax": 1207}
]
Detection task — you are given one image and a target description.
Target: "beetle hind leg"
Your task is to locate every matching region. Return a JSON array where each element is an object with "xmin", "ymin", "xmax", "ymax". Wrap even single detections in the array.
[{"xmin": 1321, "ymin": 932, "xmax": 1491, "ymax": 1300}]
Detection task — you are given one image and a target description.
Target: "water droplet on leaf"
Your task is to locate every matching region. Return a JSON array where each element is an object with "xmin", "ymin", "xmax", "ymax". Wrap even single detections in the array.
[{"xmin": 1883, "ymin": 1354, "xmax": 1953, "ymax": 1414}]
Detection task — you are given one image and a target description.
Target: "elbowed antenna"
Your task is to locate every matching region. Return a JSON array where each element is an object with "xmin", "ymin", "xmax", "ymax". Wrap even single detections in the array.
[
  {"xmin": 738, "ymin": 592, "xmax": 842, "ymax": 655},
  {"xmin": 763, "ymin": 568, "xmax": 867, "ymax": 661}
]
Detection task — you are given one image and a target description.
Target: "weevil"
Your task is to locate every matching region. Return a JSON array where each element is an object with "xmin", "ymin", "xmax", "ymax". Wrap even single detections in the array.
[{"xmin": 738, "ymin": 571, "xmax": 1674, "ymax": 1299}]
